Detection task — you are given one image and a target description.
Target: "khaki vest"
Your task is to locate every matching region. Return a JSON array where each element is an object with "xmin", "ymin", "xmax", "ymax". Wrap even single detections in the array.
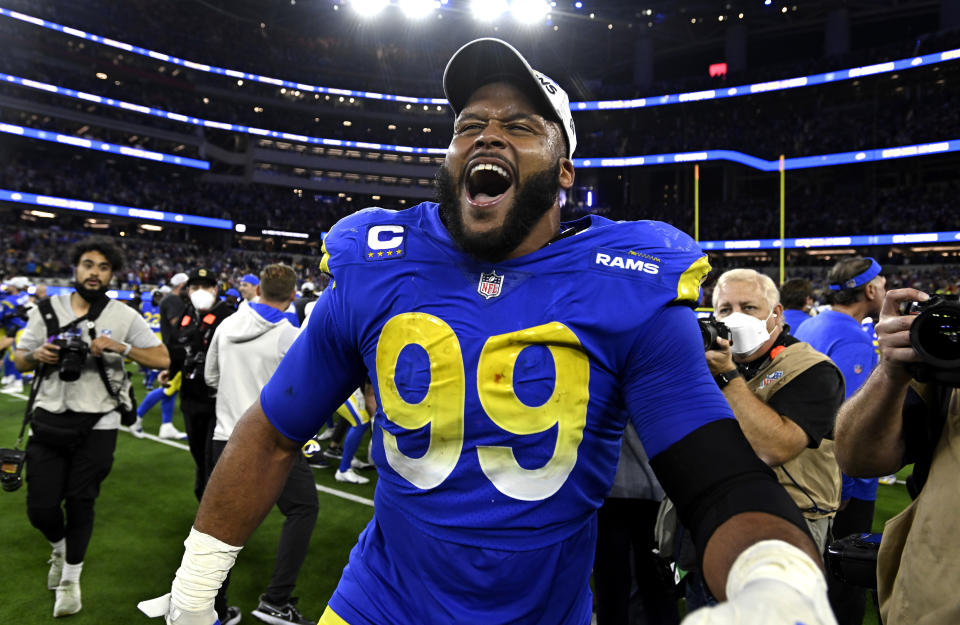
[
  {"xmin": 878, "ymin": 386, "xmax": 960, "ymax": 625},
  {"xmin": 744, "ymin": 342, "xmax": 842, "ymax": 520}
]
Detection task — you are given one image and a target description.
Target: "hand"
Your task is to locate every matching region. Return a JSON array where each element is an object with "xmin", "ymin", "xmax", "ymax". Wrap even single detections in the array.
[
  {"xmin": 875, "ymin": 288, "xmax": 928, "ymax": 384},
  {"xmin": 138, "ymin": 593, "xmax": 219, "ymax": 625},
  {"xmin": 682, "ymin": 540, "xmax": 836, "ymax": 625},
  {"xmin": 32, "ymin": 343, "xmax": 61, "ymax": 365},
  {"xmin": 157, "ymin": 370, "xmax": 170, "ymax": 386},
  {"xmin": 0, "ymin": 336, "xmax": 14, "ymax": 351},
  {"xmin": 89, "ymin": 336, "xmax": 124, "ymax": 358},
  {"xmin": 705, "ymin": 337, "xmax": 736, "ymax": 376}
]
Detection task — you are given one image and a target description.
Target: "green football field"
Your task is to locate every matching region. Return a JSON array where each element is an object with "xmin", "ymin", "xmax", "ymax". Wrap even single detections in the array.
[{"xmin": 0, "ymin": 374, "xmax": 911, "ymax": 624}]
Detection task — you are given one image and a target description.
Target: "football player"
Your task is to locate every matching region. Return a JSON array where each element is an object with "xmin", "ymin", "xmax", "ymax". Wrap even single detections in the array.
[{"xmin": 143, "ymin": 39, "xmax": 836, "ymax": 625}]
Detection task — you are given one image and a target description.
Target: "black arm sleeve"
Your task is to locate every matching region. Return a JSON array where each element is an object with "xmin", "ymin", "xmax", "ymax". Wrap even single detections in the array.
[
  {"xmin": 650, "ymin": 419, "xmax": 812, "ymax": 568},
  {"xmin": 767, "ymin": 361, "xmax": 845, "ymax": 445}
]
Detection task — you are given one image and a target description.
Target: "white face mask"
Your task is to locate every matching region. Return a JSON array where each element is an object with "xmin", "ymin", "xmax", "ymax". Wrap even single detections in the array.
[
  {"xmin": 722, "ymin": 311, "xmax": 773, "ymax": 357},
  {"xmin": 189, "ymin": 289, "xmax": 216, "ymax": 311}
]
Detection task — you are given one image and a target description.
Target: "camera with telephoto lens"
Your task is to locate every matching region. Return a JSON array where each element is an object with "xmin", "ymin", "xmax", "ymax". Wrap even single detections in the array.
[
  {"xmin": 52, "ymin": 327, "xmax": 89, "ymax": 382},
  {"xmin": 0, "ymin": 447, "xmax": 26, "ymax": 492},
  {"xmin": 899, "ymin": 294, "xmax": 960, "ymax": 386},
  {"xmin": 699, "ymin": 317, "xmax": 731, "ymax": 351}
]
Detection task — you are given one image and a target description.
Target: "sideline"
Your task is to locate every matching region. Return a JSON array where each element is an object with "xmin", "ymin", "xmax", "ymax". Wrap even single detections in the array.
[{"xmin": 0, "ymin": 387, "xmax": 375, "ymax": 507}]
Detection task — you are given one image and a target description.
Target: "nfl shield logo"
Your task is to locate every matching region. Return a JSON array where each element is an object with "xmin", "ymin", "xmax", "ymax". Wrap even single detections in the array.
[{"xmin": 477, "ymin": 271, "xmax": 504, "ymax": 300}]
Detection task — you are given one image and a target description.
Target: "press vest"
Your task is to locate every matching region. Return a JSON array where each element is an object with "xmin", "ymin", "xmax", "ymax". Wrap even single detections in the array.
[
  {"xmin": 878, "ymin": 386, "xmax": 960, "ymax": 624},
  {"xmin": 745, "ymin": 342, "xmax": 842, "ymax": 520}
]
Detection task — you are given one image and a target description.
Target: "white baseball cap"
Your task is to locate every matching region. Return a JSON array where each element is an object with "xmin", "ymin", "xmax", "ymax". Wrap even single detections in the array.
[
  {"xmin": 169, "ymin": 272, "xmax": 188, "ymax": 287},
  {"xmin": 7, "ymin": 276, "xmax": 30, "ymax": 290},
  {"xmin": 301, "ymin": 281, "xmax": 315, "ymax": 292},
  {"xmin": 443, "ymin": 38, "xmax": 577, "ymax": 159}
]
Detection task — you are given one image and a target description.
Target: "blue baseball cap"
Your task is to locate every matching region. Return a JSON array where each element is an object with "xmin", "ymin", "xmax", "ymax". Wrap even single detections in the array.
[
  {"xmin": 241, "ymin": 273, "xmax": 260, "ymax": 286},
  {"xmin": 226, "ymin": 288, "xmax": 240, "ymax": 298}
]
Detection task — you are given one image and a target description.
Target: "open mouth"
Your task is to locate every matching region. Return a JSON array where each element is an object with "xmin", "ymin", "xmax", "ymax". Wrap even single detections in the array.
[{"xmin": 465, "ymin": 161, "xmax": 514, "ymax": 206}]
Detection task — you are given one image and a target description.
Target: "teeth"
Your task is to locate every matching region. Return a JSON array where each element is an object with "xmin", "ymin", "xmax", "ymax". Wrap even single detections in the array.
[{"xmin": 469, "ymin": 163, "xmax": 510, "ymax": 179}]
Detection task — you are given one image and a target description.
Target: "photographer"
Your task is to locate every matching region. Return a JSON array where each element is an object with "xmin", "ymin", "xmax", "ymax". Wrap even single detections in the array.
[
  {"xmin": 706, "ymin": 269, "xmax": 845, "ymax": 550},
  {"xmin": 166, "ymin": 268, "xmax": 233, "ymax": 502},
  {"xmin": 795, "ymin": 257, "xmax": 886, "ymax": 625},
  {"xmin": 834, "ymin": 288, "xmax": 960, "ymax": 624},
  {"xmin": 12, "ymin": 239, "xmax": 169, "ymax": 617}
]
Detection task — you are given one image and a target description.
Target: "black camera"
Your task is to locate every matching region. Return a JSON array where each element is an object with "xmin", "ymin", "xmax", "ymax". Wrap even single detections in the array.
[
  {"xmin": 698, "ymin": 317, "xmax": 731, "ymax": 351},
  {"xmin": 0, "ymin": 447, "xmax": 26, "ymax": 492},
  {"xmin": 52, "ymin": 329, "xmax": 89, "ymax": 382},
  {"xmin": 900, "ymin": 295, "xmax": 960, "ymax": 385},
  {"xmin": 182, "ymin": 348, "xmax": 206, "ymax": 381}
]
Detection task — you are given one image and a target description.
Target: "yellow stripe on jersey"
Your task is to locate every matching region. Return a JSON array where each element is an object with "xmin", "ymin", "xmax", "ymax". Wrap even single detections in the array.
[
  {"xmin": 675, "ymin": 255, "xmax": 711, "ymax": 305},
  {"xmin": 318, "ymin": 605, "xmax": 351, "ymax": 625}
]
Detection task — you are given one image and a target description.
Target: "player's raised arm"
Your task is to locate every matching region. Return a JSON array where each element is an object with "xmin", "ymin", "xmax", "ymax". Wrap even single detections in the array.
[{"xmin": 624, "ymin": 301, "xmax": 835, "ymax": 624}]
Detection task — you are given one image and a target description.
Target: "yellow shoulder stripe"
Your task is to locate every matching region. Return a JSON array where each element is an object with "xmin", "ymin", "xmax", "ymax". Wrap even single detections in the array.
[
  {"xmin": 675, "ymin": 255, "xmax": 711, "ymax": 304},
  {"xmin": 318, "ymin": 606, "xmax": 352, "ymax": 625}
]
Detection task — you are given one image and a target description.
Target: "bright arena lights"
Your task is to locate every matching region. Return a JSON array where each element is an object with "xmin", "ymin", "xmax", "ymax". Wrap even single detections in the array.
[
  {"xmin": 350, "ymin": 0, "xmax": 389, "ymax": 17},
  {"xmin": 398, "ymin": 0, "xmax": 440, "ymax": 18},
  {"xmin": 470, "ymin": 0, "xmax": 509, "ymax": 21},
  {"xmin": 511, "ymin": 0, "xmax": 550, "ymax": 23}
]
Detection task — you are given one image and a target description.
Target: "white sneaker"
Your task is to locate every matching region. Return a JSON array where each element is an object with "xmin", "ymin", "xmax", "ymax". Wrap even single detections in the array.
[
  {"xmin": 316, "ymin": 429, "xmax": 334, "ymax": 441},
  {"xmin": 130, "ymin": 417, "xmax": 145, "ymax": 439},
  {"xmin": 350, "ymin": 457, "xmax": 373, "ymax": 470},
  {"xmin": 1, "ymin": 374, "xmax": 12, "ymax": 385},
  {"xmin": 158, "ymin": 423, "xmax": 187, "ymax": 440},
  {"xmin": 335, "ymin": 469, "xmax": 369, "ymax": 484},
  {"xmin": 47, "ymin": 551, "xmax": 64, "ymax": 590},
  {"xmin": 53, "ymin": 580, "xmax": 82, "ymax": 617},
  {"xmin": 878, "ymin": 474, "xmax": 898, "ymax": 485},
  {"xmin": 2, "ymin": 379, "xmax": 23, "ymax": 394}
]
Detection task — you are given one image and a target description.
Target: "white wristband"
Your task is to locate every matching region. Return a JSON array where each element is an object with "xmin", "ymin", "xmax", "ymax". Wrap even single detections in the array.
[
  {"xmin": 121, "ymin": 342, "xmax": 133, "ymax": 357},
  {"xmin": 170, "ymin": 527, "xmax": 243, "ymax": 613}
]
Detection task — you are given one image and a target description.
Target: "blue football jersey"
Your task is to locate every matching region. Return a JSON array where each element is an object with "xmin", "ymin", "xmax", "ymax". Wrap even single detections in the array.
[
  {"xmin": 141, "ymin": 300, "xmax": 162, "ymax": 339},
  {"xmin": 261, "ymin": 202, "xmax": 734, "ymax": 624},
  {"xmin": 1, "ymin": 292, "xmax": 30, "ymax": 333}
]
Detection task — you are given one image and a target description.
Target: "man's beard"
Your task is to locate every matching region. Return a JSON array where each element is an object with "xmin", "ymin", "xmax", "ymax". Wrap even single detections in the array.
[
  {"xmin": 436, "ymin": 161, "xmax": 561, "ymax": 263},
  {"xmin": 73, "ymin": 279, "xmax": 109, "ymax": 303}
]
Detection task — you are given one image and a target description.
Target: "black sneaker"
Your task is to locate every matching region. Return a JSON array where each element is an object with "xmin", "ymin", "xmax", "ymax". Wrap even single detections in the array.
[
  {"xmin": 222, "ymin": 605, "xmax": 242, "ymax": 625},
  {"xmin": 322, "ymin": 446, "xmax": 343, "ymax": 460},
  {"xmin": 306, "ymin": 455, "xmax": 331, "ymax": 469},
  {"xmin": 251, "ymin": 595, "xmax": 314, "ymax": 625}
]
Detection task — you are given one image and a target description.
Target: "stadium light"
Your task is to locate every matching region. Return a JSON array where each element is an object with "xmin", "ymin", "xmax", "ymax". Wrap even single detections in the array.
[
  {"xmin": 471, "ymin": 0, "xmax": 509, "ymax": 21},
  {"xmin": 399, "ymin": 0, "xmax": 440, "ymax": 19},
  {"xmin": 350, "ymin": 0, "xmax": 389, "ymax": 18},
  {"xmin": 511, "ymin": 0, "xmax": 550, "ymax": 23}
]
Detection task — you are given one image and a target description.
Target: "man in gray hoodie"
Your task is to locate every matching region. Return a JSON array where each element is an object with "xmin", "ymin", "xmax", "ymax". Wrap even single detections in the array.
[{"xmin": 204, "ymin": 264, "xmax": 318, "ymax": 625}]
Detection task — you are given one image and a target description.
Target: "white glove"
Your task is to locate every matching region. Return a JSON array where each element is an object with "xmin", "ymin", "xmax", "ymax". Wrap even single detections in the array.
[
  {"xmin": 682, "ymin": 540, "xmax": 837, "ymax": 625},
  {"xmin": 138, "ymin": 593, "xmax": 219, "ymax": 625}
]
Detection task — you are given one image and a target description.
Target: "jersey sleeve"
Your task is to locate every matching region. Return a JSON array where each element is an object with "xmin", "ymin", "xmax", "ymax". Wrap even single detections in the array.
[
  {"xmin": 15, "ymin": 305, "xmax": 45, "ymax": 353},
  {"xmin": 826, "ymin": 339, "xmax": 878, "ymax": 399},
  {"xmin": 644, "ymin": 221, "xmax": 712, "ymax": 307},
  {"xmin": 260, "ymin": 224, "xmax": 367, "ymax": 442},
  {"xmin": 622, "ymin": 303, "xmax": 736, "ymax": 459},
  {"xmin": 124, "ymin": 307, "xmax": 163, "ymax": 348}
]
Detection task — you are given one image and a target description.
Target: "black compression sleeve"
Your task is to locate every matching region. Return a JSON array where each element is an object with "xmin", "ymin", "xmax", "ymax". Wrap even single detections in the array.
[{"xmin": 650, "ymin": 419, "xmax": 812, "ymax": 566}]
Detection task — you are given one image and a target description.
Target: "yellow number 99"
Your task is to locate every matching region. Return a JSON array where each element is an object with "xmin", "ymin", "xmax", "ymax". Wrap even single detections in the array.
[{"xmin": 376, "ymin": 315, "xmax": 589, "ymax": 501}]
